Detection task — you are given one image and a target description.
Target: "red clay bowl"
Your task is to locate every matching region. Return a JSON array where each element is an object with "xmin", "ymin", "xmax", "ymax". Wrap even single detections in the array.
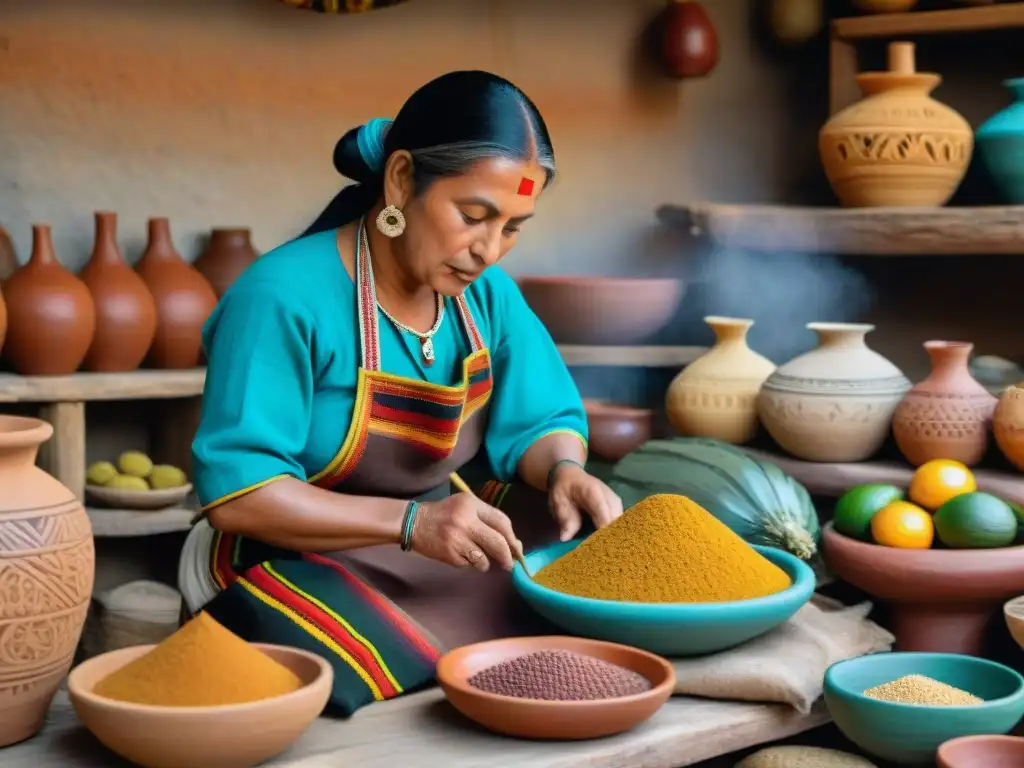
[
  {"xmin": 583, "ymin": 400, "xmax": 653, "ymax": 461},
  {"xmin": 518, "ymin": 276, "xmax": 684, "ymax": 346},
  {"xmin": 938, "ymin": 735, "xmax": 1024, "ymax": 767},
  {"xmin": 436, "ymin": 635, "xmax": 675, "ymax": 740},
  {"xmin": 67, "ymin": 643, "xmax": 332, "ymax": 768}
]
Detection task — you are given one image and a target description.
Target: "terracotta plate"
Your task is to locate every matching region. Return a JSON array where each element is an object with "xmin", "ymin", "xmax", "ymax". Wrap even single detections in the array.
[
  {"xmin": 436, "ymin": 635, "xmax": 675, "ymax": 740},
  {"xmin": 86, "ymin": 483, "xmax": 193, "ymax": 510}
]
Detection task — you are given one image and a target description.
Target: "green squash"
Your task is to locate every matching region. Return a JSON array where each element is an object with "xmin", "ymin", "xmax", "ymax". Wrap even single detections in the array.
[{"xmin": 608, "ymin": 437, "xmax": 820, "ymax": 560}]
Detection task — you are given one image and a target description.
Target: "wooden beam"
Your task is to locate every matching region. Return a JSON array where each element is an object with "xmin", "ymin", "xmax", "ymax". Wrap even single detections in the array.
[
  {"xmin": 37, "ymin": 402, "xmax": 87, "ymax": 502},
  {"xmin": 0, "ymin": 369, "xmax": 205, "ymax": 403},
  {"xmin": 658, "ymin": 203, "xmax": 1024, "ymax": 255},
  {"xmin": 834, "ymin": 3, "xmax": 1024, "ymax": 40}
]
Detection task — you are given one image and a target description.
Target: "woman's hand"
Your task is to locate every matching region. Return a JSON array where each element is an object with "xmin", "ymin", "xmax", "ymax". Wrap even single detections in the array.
[
  {"xmin": 549, "ymin": 463, "xmax": 624, "ymax": 541},
  {"xmin": 412, "ymin": 494, "xmax": 522, "ymax": 572}
]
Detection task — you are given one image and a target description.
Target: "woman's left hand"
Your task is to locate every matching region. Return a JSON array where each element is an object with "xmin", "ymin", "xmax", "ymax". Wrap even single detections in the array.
[{"xmin": 548, "ymin": 462, "xmax": 623, "ymax": 541}]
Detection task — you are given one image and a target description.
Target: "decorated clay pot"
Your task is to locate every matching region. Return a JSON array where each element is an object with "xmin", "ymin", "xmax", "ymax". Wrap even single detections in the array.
[
  {"xmin": 80, "ymin": 212, "xmax": 158, "ymax": 372},
  {"xmin": 659, "ymin": 0, "xmax": 719, "ymax": 79},
  {"xmin": 0, "ymin": 416, "xmax": 94, "ymax": 747},
  {"xmin": 193, "ymin": 228, "xmax": 260, "ymax": 298},
  {"xmin": 665, "ymin": 316, "xmax": 776, "ymax": 445},
  {"xmin": 819, "ymin": 42, "xmax": 972, "ymax": 207},
  {"xmin": 994, "ymin": 383, "xmax": 1024, "ymax": 471},
  {"xmin": 3, "ymin": 224, "xmax": 96, "ymax": 376},
  {"xmin": 135, "ymin": 218, "xmax": 218, "ymax": 369},
  {"xmin": 758, "ymin": 322, "xmax": 911, "ymax": 462},
  {"xmin": 892, "ymin": 341, "xmax": 997, "ymax": 467},
  {"xmin": 976, "ymin": 78, "xmax": 1024, "ymax": 204}
]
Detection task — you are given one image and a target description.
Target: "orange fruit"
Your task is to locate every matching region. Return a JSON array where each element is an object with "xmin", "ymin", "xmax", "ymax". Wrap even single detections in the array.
[
  {"xmin": 908, "ymin": 459, "xmax": 977, "ymax": 511},
  {"xmin": 870, "ymin": 501, "xmax": 934, "ymax": 549}
]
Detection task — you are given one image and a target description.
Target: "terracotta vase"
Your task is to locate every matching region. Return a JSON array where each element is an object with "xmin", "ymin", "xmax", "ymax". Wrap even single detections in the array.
[
  {"xmin": 0, "ymin": 416, "xmax": 94, "ymax": 747},
  {"xmin": 892, "ymin": 341, "xmax": 997, "ymax": 467},
  {"xmin": 193, "ymin": 228, "xmax": 260, "ymax": 299},
  {"xmin": 0, "ymin": 225, "xmax": 17, "ymax": 281},
  {"xmin": 819, "ymin": 42, "xmax": 972, "ymax": 207},
  {"xmin": 758, "ymin": 322, "xmax": 911, "ymax": 462},
  {"xmin": 135, "ymin": 218, "xmax": 218, "ymax": 369},
  {"xmin": 3, "ymin": 225, "xmax": 96, "ymax": 376},
  {"xmin": 994, "ymin": 382, "xmax": 1024, "ymax": 471},
  {"xmin": 665, "ymin": 316, "xmax": 776, "ymax": 445},
  {"xmin": 79, "ymin": 212, "xmax": 158, "ymax": 372},
  {"xmin": 659, "ymin": 0, "xmax": 719, "ymax": 79}
]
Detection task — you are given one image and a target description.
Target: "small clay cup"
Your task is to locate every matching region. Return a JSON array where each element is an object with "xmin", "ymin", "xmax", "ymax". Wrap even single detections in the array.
[
  {"xmin": 436, "ymin": 635, "xmax": 674, "ymax": 740},
  {"xmin": 1005, "ymin": 596, "xmax": 1024, "ymax": 652},
  {"xmin": 583, "ymin": 400, "xmax": 653, "ymax": 461},
  {"xmin": 938, "ymin": 735, "xmax": 1024, "ymax": 768},
  {"xmin": 68, "ymin": 643, "xmax": 332, "ymax": 768}
]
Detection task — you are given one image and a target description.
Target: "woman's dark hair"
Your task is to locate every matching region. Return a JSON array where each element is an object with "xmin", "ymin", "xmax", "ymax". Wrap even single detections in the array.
[{"xmin": 302, "ymin": 70, "xmax": 556, "ymax": 236}]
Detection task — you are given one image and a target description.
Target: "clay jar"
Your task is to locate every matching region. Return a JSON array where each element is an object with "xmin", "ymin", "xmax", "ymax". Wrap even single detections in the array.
[
  {"xmin": 994, "ymin": 383, "xmax": 1024, "ymax": 471},
  {"xmin": 665, "ymin": 316, "xmax": 776, "ymax": 445},
  {"xmin": 758, "ymin": 322, "xmax": 911, "ymax": 462},
  {"xmin": 79, "ymin": 212, "xmax": 158, "ymax": 372},
  {"xmin": 0, "ymin": 416, "xmax": 94, "ymax": 747},
  {"xmin": 659, "ymin": 0, "xmax": 718, "ymax": 79},
  {"xmin": 3, "ymin": 224, "xmax": 96, "ymax": 376},
  {"xmin": 819, "ymin": 41, "xmax": 972, "ymax": 207},
  {"xmin": 892, "ymin": 341, "xmax": 997, "ymax": 467},
  {"xmin": 136, "ymin": 218, "xmax": 218, "ymax": 369},
  {"xmin": 193, "ymin": 228, "xmax": 260, "ymax": 298}
]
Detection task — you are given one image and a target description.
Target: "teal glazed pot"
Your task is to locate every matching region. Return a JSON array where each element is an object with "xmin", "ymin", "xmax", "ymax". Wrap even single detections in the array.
[
  {"xmin": 511, "ymin": 540, "xmax": 815, "ymax": 656},
  {"xmin": 977, "ymin": 78, "xmax": 1024, "ymax": 203},
  {"xmin": 824, "ymin": 652, "xmax": 1024, "ymax": 765}
]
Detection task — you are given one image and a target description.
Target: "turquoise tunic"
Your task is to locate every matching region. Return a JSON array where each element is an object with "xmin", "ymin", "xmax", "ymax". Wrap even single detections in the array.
[{"xmin": 192, "ymin": 229, "xmax": 588, "ymax": 509}]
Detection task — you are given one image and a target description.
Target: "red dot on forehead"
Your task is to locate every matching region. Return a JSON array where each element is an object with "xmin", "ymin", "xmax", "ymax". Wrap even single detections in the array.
[{"xmin": 517, "ymin": 177, "xmax": 535, "ymax": 196}]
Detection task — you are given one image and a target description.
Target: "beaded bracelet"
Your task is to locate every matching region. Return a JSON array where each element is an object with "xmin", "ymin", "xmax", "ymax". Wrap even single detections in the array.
[
  {"xmin": 399, "ymin": 501, "xmax": 419, "ymax": 552},
  {"xmin": 547, "ymin": 458, "xmax": 584, "ymax": 490}
]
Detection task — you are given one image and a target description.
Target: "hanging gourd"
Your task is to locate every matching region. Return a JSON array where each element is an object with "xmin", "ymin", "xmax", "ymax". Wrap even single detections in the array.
[
  {"xmin": 278, "ymin": 0, "xmax": 411, "ymax": 12},
  {"xmin": 658, "ymin": 0, "xmax": 719, "ymax": 79}
]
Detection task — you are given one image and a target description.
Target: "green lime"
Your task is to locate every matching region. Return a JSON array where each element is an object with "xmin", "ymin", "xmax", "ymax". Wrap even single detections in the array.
[
  {"xmin": 833, "ymin": 484, "xmax": 905, "ymax": 541},
  {"xmin": 934, "ymin": 491, "xmax": 1019, "ymax": 549}
]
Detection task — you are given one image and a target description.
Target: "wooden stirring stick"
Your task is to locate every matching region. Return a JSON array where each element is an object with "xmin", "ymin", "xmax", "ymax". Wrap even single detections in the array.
[{"xmin": 449, "ymin": 472, "xmax": 531, "ymax": 576}]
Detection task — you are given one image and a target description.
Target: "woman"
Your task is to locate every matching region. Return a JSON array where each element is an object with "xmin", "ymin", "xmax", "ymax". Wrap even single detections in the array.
[{"xmin": 178, "ymin": 70, "xmax": 623, "ymax": 716}]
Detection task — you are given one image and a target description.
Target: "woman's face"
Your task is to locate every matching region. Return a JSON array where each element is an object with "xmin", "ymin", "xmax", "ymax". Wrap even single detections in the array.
[{"xmin": 386, "ymin": 154, "xmax": 546, "ymax": 296}]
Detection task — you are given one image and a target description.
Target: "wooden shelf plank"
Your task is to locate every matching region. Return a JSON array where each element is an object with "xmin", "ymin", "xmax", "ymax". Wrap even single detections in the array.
[
  {"xmin": 659, "ymin": 203, "xmax": 1024, "ymax": 255},
  {"xmin": 834, "ymin": 2, "xmax": 1024, "ymax": 40},
  {"xmin": 0, "ymin": 368, "xmax": 206, "ymax": 403},
  {"xmin": 558, "ymin": 345, "xmax": 707, "ymax": 367},
  {"xmin": 86, "ymin": 505, "xmax": 195, "ymax": 538}
]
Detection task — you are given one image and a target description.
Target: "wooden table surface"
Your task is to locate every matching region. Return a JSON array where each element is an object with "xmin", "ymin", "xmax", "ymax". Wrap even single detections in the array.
[{"xmin": 9, "ymin": 689, "xmax": 828, "ymax": 768}]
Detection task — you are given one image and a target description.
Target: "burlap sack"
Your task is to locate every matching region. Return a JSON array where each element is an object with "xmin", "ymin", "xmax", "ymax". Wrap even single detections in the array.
[{"xmin": 671, "ymin": 595, "xmax": 894, "ymax": 713}]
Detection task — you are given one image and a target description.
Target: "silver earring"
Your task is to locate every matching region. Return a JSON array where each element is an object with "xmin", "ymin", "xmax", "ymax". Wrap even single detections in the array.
[{"xmin": 376, "ymin": 204, "xmax": 406, "ymax": 238}]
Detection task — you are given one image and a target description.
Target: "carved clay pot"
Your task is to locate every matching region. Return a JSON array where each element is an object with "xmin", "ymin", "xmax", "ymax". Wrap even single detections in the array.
[
  {"xmin": 80, "ymin": 212, "xmax": 158, "ymax": 372},
  {"xmin": 583, "ymin": 400, "xmax": 653, "ymax": 462},
  {"xmin": 659, "ymin": 0, "xmax": 719, "ymax": 79},
  {"xmin": 758, "ymin": 322, "xmax": 911, "ymax": 462},
  {"xmin": 0, "ymin": 416, "xmax": 94, "ymax": 747},
  {"xmin": 824, "ymin": 524, "xmax": 1024, "ymax": 656},
  {"xmin": 193, "ymin": 228, "xmax": 260, "ymax": 298},
  {"xmin": 3, "ymin": 225, "xmax": 96, "ymax": 376},
  {"xmin": 892, "ymin": 341, "xmax": 997, "ymax": 467},
  {"xmin": 819, "ymin": 42, "xmax": 972, "ymax": 207},
  {"xmin": 994, "ymin": 382, "xmax": 1024, "ymax": 471},
  {"xmin": 665, "ymin": 316, "xmax": 776, "ymax": 445},
  {"xmin": 135, "ymin": 218, "xmax": 218, "ymax": 369}
]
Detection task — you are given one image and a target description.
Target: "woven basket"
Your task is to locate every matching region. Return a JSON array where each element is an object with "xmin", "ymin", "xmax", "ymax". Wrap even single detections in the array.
[{"xmin": 82, "ymin": 580, "xmax": 182, "ymax": 658}]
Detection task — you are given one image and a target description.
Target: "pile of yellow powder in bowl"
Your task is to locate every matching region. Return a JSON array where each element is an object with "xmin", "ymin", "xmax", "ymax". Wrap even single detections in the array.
[
  {"xmin": 92, "ymin": 611, "xmax": 304, "ymax": 707},
  {"xmin": 533, "ymin": 493, "xmax": 792, "ymax": 602},
  {"xmin": 863, "ymin": 674, "xmax": 984, "ymax": 707}
]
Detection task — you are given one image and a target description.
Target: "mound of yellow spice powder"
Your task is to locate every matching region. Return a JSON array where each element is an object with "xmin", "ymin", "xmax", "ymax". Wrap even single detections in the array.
[
  {"xmin": 534, "ymin": 494, "xmax": 792, "ymax": 603},
  {"xmin": 92, "ymin": 611, "xmax": 303, "ymax": 707}
]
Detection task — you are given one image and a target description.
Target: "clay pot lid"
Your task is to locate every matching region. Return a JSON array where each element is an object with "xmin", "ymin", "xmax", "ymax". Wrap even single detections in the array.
[
  {"xmin": 937, "ymin": 734, "xmax": 1024, "ymax": 767},
  {"xmin": 0, "ymin": 416, "xmax": 53, "ymax": 449}
]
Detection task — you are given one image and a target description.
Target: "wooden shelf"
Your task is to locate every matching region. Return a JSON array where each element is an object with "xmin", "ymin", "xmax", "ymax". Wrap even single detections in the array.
[
  {"xmin": 741, "ymin": 447, "xmax": 1024, "ymax": 505},
  {"xmin": 834, "ymin": 3, "xmax": 1024, "ymax": 41},
  {"xmin": 86, "ymin": 504, "xmax": 195, "ymax": 538},
  {"xmin": 0, "ymin": 368, "xmax": 205, "ymax": 403},
  {"xmin": 557, "ymin": 345, "xmax": 707, "ymax": 367},
  {"xmin": 658, "ymin": 203, "xmax": 1024, "ymax": 255}
]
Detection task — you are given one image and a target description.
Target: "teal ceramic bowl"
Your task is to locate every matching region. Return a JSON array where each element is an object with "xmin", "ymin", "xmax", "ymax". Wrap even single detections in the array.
[
  {"xmin": 510, "ymin": 539, "xmax": 814, "ymax": 656},
  {"xmin": 824, "ymin": 653, "xmax": 1024, "ymax": 766}
]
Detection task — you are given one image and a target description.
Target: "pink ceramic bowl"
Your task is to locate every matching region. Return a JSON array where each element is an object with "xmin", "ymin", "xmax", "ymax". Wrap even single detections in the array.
[
  {"xmin": 937, "ymin": 734, "xmax": 1024, "ymax": 767},
  {"xmin": 68, "ymin": 643, "xmax": 332, "ymax": 768},
  {"xmin": 518, "ymin": 276, "xmax": 684, "ymax": 345}
]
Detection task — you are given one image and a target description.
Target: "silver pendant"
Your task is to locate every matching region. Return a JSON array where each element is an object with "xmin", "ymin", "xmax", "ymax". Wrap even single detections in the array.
[{"xmin": 421, "ymin": 337, "xmax": 435, "ymax": 365}]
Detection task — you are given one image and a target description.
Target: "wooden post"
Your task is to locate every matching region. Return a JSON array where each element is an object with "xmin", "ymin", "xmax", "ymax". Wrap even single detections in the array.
[
  {"xmin": 37, "ymin": 401, "xmax": 86, "ymax": 501},
  {"xmin": 828, "ymin": 35, "xmax": 860, "ymax": 116},
  {"xmin": 151, "ymin": 396, "xmax": 202, "ymax": 478}
]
